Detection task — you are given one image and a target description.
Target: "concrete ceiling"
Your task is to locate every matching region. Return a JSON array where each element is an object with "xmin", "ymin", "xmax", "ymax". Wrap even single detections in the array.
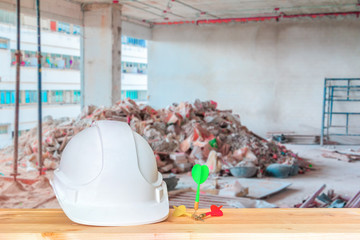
[{"xmin": 74, "ymin": 0, "xmax": 360, "ymax": 24}]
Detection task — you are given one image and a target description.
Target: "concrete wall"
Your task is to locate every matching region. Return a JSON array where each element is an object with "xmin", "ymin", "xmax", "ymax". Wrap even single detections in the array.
[
  {"xmin": 82, "ymin": 4, "xmax": 122, "ymax": 107},
  {"xmin": 148, "ymin": 19, "xmax": 360, "ymax": 137},
  {"xmin": 122, "ymin": 20, "xmax": 151, "ymax": 40}
]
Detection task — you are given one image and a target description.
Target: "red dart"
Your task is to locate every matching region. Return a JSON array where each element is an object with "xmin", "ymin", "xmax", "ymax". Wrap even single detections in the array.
[
  {"xmin": 205, "ymin": 205, "xmax": 223, "ymax": 217},
  {"xmin": 196, "ymin": 205, "xmax": 223, "ymax": 221}
]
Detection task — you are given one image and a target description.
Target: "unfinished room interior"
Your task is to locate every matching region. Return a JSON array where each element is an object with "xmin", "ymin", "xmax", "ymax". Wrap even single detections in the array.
[{"xmin": 0, "ymin": 0, "xmax": 360, "ymax": 238}]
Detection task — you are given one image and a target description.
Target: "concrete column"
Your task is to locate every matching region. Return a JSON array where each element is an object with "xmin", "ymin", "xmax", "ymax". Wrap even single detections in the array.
[{"xmin": 82, "ymin": 3, "xmax": 122, "ymax": 107}]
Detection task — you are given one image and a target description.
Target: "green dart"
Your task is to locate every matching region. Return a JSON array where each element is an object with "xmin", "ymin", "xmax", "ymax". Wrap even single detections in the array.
[{"xmin": 191, "ymin": 164, "xmax": 209, "ymax": 211}]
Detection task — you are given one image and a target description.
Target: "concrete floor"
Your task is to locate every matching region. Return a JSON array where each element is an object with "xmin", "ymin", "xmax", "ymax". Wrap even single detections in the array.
[
  {"xmin": 266, "ymin": 144, "xmax": 360, "ymax": 207},
  {"xmin": 175, "ymin": 144, "xmax": 360, "ymax": 208}
]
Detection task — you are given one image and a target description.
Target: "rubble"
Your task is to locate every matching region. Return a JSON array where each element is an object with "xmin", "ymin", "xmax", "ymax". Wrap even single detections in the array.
[
  {"xmin": 218, "ymin": 181, "xmax": 249, "ymax": 197},
  {"xmin": 0, "ymin": 177, "xmax": 57, "ymax": 208},
  {"xmin": 163, "ymin": 175, "xmax": 179, "ymax": 191},
  {"xmin": 206, "ymin": 150, "xmax": 222, "ymax": 174},
  {"xmin": 0, "ymin": 99, "xmax": 307, "ymax": 178},
  {"xmin": 321, "ymin": 149, "xmax": 360, "ymax": 162},
  {"xmin": 295, "ymin": 186, "xmax": 360, "ymax": 208}
]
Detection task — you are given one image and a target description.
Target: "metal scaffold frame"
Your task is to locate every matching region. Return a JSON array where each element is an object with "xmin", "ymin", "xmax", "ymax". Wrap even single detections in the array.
[
  {"xmin": 12, "ymin": 0, "xmax": 43, "ymax": 181},
  {"xmin": 36, "ymin": 0, "xmax": 43, "ymax": 176},
  {"xmin": 12, "ymin": 0, "xmax": 21, "ymax": 181},
  {"xmin": 320, "ymin": 78, "xmax": 360, "ymax": 145}
]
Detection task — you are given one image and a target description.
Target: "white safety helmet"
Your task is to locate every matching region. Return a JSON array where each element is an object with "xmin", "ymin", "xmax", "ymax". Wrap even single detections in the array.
[{"xmin": 50, "ymin": 120, "xmax": 169, "ymax": 226}]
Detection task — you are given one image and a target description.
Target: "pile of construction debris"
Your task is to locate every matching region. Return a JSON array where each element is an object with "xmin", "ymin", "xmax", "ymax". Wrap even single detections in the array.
[
  {"xmin": 0, "ymin": 99, "xmax": 309, "ymax": 177},
  {"xmin": 295, "ymin": 185, "xmax": 360, "ymax": 208}
]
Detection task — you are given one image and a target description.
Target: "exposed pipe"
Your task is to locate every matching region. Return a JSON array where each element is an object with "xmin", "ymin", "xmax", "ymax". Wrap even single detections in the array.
[
  {"xmin": 282, "ymin": 11, "xmax": 360, "ymax": 19},
  {"xmin": 194, "ymin": 3, "xmax": 358, "ymax": 16},
  {"xmin": 124, "ymin": 3, "xmax": 164, "ymax": 18},
  {"xmin": 133, "ymin": 0, "xmax": 185, "ymax": 19},
  {"xmin": 173, "ymin": 0, "xmax": 219, "ymax": 19},
  {"xmin": 197, "ymin": 16, "xmax": 279, "ymax": 25},
  {"xmin": 12, "ymin": 0, "xmax": 21, "ymax": 181},
  {"xmin": 121, "ymin": 15, "xmax": 151, "ymax": 27},
  {"xmin": 36, "ymin": 0, "xmax": 43, "ymax": 176},
  {"xmin": 152, "ymin": 11, "xmax": 360, "ymax": 25}
]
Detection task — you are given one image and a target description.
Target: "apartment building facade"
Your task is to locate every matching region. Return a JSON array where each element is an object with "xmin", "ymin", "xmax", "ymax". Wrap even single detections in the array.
[{"xmin": 0, "ymin": 9, "xmax": 148, "ymax": 148}]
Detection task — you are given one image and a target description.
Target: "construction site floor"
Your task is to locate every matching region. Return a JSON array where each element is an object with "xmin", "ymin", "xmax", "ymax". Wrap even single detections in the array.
[
  {"xmin": 172, "ymin": 144, "xmax": 360, "ymax": 207},
  {"xmin": 266, "ymin": 144, "xmax": 360, "ymax": 207}
]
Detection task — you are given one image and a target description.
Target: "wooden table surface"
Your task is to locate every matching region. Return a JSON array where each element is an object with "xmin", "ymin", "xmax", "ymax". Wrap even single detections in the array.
[{"xmin": 0, "ymin": 208, "xmax": 360, "ymax": 239}]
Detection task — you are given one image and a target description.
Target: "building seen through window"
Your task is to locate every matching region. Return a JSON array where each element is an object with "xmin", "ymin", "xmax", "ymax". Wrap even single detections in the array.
[
  {"xmin": 0, "ymin": 9, "xmax": 82, "ymax": 148},
  {"xmin": 0, "ymin": 90, "xmax": 81, "ymax": 105},
  {"xmin": 10, "ymin": 50, "xmax": 80, "ymax": 69},
  {"xmin": 0, "ymin": 8, "xmax": 149, "ymax": 148},
  {"xmin": 121, "ymin": 36, "xmax": 148, "ymax": 102}
]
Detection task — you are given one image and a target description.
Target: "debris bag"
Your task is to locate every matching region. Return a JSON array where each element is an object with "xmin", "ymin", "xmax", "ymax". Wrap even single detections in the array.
[{"xmin": 265, "ymin": 163, "xmax": 299, "ymax": 178}]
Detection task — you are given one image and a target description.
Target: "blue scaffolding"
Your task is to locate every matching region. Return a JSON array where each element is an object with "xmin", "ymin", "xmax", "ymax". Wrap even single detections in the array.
[{"xmin": 321, "ymin": 78, "xmax": 360, "ymax": 145}]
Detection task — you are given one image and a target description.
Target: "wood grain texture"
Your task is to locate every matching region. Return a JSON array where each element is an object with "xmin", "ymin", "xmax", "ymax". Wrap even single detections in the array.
[{"xmin": 0, "ymin": 208, "xmax": 360, "ymax": 239}]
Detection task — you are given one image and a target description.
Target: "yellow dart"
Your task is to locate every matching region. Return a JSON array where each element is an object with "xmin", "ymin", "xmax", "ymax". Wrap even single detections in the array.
[{"xmin": 173, "ymin": 205, "xmax": 193, "ymax": 217}]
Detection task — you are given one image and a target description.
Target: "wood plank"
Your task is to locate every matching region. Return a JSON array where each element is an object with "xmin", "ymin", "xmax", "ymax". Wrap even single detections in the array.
[
  {"xmin": 169, "ymin": 191, "xmax": 276, "ymax": 208},
  {"xmin": 0, "ymin": 209, "xmax": 360, "ymax": 239}
]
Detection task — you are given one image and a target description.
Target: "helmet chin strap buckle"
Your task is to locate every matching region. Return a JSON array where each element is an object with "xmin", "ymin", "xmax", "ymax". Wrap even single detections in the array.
[{"xmin": 155, "ymin": 184, "xmax": 164, "ymax": 203}]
